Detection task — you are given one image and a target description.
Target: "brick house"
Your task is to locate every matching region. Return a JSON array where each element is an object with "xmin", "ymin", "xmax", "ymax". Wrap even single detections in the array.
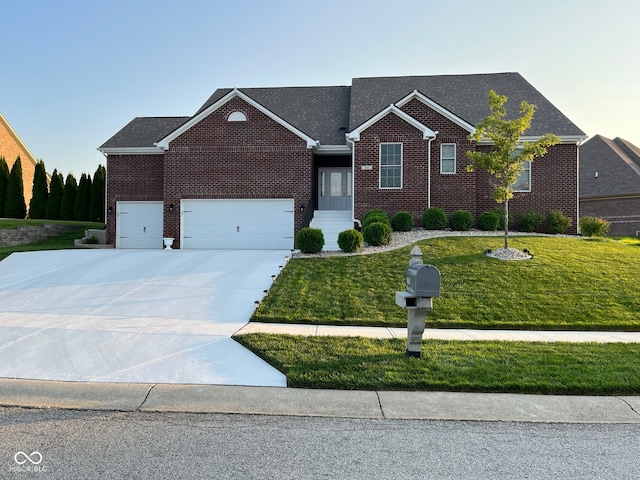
[
  {"xmin": 99, "ymin": 73, "xmax": 585, "ymax": 250},
  {"xmin": 0, "ymin": 113, "xmax": 38, "ymax": 209},
  {"xmin": 579, "ymin": 135, "xmax": 640, "ymax": 236}
]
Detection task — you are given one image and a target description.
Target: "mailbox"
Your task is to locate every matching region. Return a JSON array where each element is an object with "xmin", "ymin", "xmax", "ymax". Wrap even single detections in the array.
[{"xmin": 405, "ymin": 264, "xmax": 440, "ymax": 298}]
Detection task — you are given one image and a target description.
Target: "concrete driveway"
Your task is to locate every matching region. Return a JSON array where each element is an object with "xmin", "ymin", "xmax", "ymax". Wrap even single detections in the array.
[{"xmin": 0, "ymin": 249, "xmax": 287, "ymax": 386}]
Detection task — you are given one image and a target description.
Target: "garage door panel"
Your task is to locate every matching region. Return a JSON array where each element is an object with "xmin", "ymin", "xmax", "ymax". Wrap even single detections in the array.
[
  {"xmin": 181, "ymin": 199, "xmax": 294, "ymax": 250},
  {"xmin": 116, "ymin": 202, "xmax": 163, "ymax": 249}
]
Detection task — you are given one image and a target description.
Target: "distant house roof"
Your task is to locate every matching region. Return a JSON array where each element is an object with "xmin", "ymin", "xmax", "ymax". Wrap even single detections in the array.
[
  {"xmin": 580, "ymin": 135, "xmax": 640, "ymax": 198},
  {"xmin": 99, "ymin": 72, "xmax": 585, "ymax": 153}
]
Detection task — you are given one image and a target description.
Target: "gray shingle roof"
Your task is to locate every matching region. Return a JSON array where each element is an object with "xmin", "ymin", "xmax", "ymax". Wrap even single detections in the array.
[
  {"xmin": 100, "ymin": 73, "xmax": 584, "ymax": 149},
  {"xmin": 580, "ymin": 135, "xmax": 640, "ymax": 197},
  {"xmin": 349, "ymin": 73, "xmax": 585, "ymax": 137},
  {"xmin": 100, "ymin": 117, "xmax": 190, "ymax": 149}
]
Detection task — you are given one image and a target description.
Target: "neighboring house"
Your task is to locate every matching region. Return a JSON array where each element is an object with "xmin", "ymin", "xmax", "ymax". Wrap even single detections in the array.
[
  {"xmin": 579, "ymin": 135, "xmax": 640, "ymax": 236},
  {"xmin": 0, "ymin": 113, "xmax": 38, "ymax": 209},
  {"xmin": 99, "ymin": 73, "xmax": 585, "ymax": 250}
]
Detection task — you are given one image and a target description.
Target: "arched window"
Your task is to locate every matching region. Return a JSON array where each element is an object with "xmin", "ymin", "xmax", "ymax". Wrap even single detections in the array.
[{"xmin": 228, "ymin": 111, "xmax": 247, "ymax": 122}]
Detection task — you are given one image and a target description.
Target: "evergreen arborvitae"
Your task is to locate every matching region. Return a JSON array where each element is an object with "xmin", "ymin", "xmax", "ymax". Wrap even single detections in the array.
[
  {"xmin": 89, "ymin": 164, "xmax": 106, "ymax": 222},
  {"xmin": 45, "ymin": 170, "xmax": 64, "ymax": 220},
  {"xmin": 5, "ymin": 157, "xmax": 26, "ymax": 219},
  {"xmin": 0, "ymin": 157, "xmax": 9, "ymax": 217},
  {"xmin": 74, "ymin": 173, "xmax": 92, "ymax": 221},
  {"xmin": 28, "ymin": 159, "xmax": 49, "ymax": 219},
  {"xmin": 59, "ymin": 173, "xmax": 77, "ymax": 220}
]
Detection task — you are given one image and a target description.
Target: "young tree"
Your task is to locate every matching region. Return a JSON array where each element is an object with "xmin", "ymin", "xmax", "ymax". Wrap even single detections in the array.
[
  {"xmin": 0, "ymin": 157, "xmax": 9, "ymax": 217},
  {"xmin": 29, "ymin": 159, "xmax": 49, "ymax": 219},
  {"xmin": 74, "ymin": 173, "xmax": 92, "ymax": 221},
  {"xmin": 59, "ymin": 173, "xmax": 78, "ymax": 220},
  {"xmin": 467, "ymin": 90, "xmax": 559, "ymax": 249},
  {"xmin": 45, "ymin": 169, "xmax": 64, "ymax": 220},
  {"xmin": 4, "ymin": 157, "xmax": 27, "ymax": 219},
  {"xmin": 89, "ymin": 164, "xmax": 106, "ymax": 222}
]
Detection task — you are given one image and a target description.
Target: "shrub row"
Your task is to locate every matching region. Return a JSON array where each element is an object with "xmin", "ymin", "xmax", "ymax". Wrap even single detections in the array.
[{"xmin": 299, "ymin": 209, "xmax": 607, "ymax": 254}]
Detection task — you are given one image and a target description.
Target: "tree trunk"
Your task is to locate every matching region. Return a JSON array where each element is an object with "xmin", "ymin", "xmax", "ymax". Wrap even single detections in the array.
[{"xmin": 504, "ymin": 199, "xmax": 509, "ymax": 250}]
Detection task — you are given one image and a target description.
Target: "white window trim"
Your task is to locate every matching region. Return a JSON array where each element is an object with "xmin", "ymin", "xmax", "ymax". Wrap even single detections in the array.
[
  {"xmin": 513, "ymin": 161, "xmax": 532, "ymax": 192},
  {"xmin": 440, "ymin": 143, "xmax": 456, "ymax": 174},
  {"xmin": 227, "ymin": 111, "xmax": 247, "ymax": 122},
  {"xmin": 379, "ymin": 143, "xmax": 403, "ymax": 189}
]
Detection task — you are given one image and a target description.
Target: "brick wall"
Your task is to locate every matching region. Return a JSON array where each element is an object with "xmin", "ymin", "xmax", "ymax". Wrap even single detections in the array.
[
  {"xmin": 0, "ymin": 120, "xmax": 37, "ymax": 209},
  {"xmin": 162, "ymin": 96, "xmax": 313, "ymax": 248},
  {"xmin": 353, "ymin": 113, "xmax": 429, "ymax": 223},
  {"xmin": 352, "ymin": 97, "xmax": 579, "ymax": 233},
  {"xmin": 105, "ymin": 154, "xmax": 164, "ymax": 244},
  {"xmin": 580, "ymin": 196, "xmax": 640, "ymax": 236},
  {"xmin": 476, "ymin": 143, "xmax": 579, "ymax": 233}
]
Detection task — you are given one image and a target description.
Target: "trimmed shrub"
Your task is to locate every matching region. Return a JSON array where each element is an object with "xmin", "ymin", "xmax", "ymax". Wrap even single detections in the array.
[
  {"xmin": 337, "ymin": 229, "xmax": 363, "ymax": 253},
  {"xmin": 390, "ymin": 211, "xmax": 414, "ymax": 232},
  {"xmin": 362, "ymin": 209, "xmax": 386, "ymax": 224},
  {"xmin": 296, "ymin": 227, "xmax": 324, "ymax": 253},
  {"xmin": 422, "ymin": 207, "xmax": 447, "ymax": 230},
  {"xmin": 579, "ymin": 216, "xmax": 610, "ymax": 237},
  {"xmin": 518, "ymin": 211, "xmax": 544, "ymax": 232},
  {"xmin": 449, "ymin": 210, "xmax": 473, "ymax": 231},
  {"xmin": 362, "ymin": 210, "xmax": 389, "ymax": 228},
  {"xmin": 546, "ymin": 210, "xmax": 572, "ymax": 234},
  {"xmin": 363, "ymin": 221, "xmax": 392, "ymax": 246},
  {"xmin": 476, "ymin": 211, "xmax": 500, "ymax": 231}
]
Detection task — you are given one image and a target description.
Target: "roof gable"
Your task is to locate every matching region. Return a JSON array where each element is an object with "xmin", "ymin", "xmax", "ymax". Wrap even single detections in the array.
[
  {"xmin": 157, "ymin": 88, "xmax": 320, "ymax": 149},
  {"xmin": 347, "ymin": 105, "xmax": 436, "ymax": 141}
]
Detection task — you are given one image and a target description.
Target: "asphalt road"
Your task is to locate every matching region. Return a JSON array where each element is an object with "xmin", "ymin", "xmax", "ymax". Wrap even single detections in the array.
[{"xmin": 1, "ymin": 407, "xmax": 638, "ymax": 479}]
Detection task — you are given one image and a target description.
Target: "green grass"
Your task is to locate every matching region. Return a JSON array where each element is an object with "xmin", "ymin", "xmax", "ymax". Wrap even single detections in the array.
[
  {"xmin": 235, "ymin": 334, "xmax": 640, "ymax": 394},
  {"xmin": 254, "ymin": 236, "xmax": 640, "ymax": 331},
  {"xmin": 0, "ymin": 220, "xmax": 104, "ymax": 261}
]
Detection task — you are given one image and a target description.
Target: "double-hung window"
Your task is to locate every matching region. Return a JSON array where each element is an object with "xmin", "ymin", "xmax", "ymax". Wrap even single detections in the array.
[
  {"xmin": 440, "ymin": 143, "xmax": 456, "ymax": 174},
  {"xmin": 513, "ymin": 161, "xmax": 531, "ymax": 192},
  {"xmin": 380, "ymin": 143, "xmax": 402, "ymax": 189},
  {"xmin": 511, "ymin": 149, "xmax": 531, "ymax": 192}
]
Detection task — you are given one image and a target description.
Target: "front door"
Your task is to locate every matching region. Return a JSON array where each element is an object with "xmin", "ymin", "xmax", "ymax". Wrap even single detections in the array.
[{"xmin": 318, "ymin": 167, "xmax": 352, "ymax": 210}]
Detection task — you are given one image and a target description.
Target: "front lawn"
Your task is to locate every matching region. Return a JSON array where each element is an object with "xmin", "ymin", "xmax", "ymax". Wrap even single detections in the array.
[
  {"xmin": 235, "ymin": 334, "xmax": 640, "ymax": 394},
  {"xmin": 254, "ymin": 236, "xmax": 640, "ymax": 331}
]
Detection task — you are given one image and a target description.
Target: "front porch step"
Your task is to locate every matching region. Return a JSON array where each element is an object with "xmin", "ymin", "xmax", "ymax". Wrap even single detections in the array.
[{"xmin": 309, "ymin": 210, "xmax": 354, "ymax": 251}]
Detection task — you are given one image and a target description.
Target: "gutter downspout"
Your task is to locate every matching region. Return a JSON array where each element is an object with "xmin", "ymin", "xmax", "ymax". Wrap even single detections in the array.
[
  {"xmin": 427, "ymin": 132, "xmax": 438, "ymax": 208},
  {"xmin": 346, "ymin": 135, "xmax": 361, "ymax": 228}
]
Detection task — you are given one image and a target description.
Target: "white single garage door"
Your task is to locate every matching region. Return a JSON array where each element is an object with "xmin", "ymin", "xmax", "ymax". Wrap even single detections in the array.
[
  {"xmin": 116, "ymin": 201, "xmax": 163, "ymax": 249},
  {"xmin": 181, "ymin": 199, "xmax": 294, "ymax": 250}
]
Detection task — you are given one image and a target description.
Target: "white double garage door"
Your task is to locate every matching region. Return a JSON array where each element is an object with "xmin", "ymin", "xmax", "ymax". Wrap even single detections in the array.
[{"xmin": 116, "ymin": 199, "xmax": 294, "ymax": 250}]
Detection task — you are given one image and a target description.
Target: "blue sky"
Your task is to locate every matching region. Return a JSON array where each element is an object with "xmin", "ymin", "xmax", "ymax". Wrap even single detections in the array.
[{"xmin": 1, "ymin": 0, "xmax": 638, "ymax": 177}]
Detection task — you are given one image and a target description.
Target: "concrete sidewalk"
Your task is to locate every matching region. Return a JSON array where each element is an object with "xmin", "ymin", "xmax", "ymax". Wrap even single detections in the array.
[
  {"xmin": 235, "ymin": 322, "xmax": 640, "ymax": 343},
  {"xmin": 1, "ymin": 378, "xmax": 639, "ymax": 423},
  {"xmin": 3, "ymin": 321, "xmax": 639, "ymax": 423}
]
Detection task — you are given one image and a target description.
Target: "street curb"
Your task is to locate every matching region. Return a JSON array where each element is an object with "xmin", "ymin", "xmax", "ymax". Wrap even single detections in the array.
[{"xmin": 1, "ymin": 378, "xmax": 639, "ymax": 423}]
